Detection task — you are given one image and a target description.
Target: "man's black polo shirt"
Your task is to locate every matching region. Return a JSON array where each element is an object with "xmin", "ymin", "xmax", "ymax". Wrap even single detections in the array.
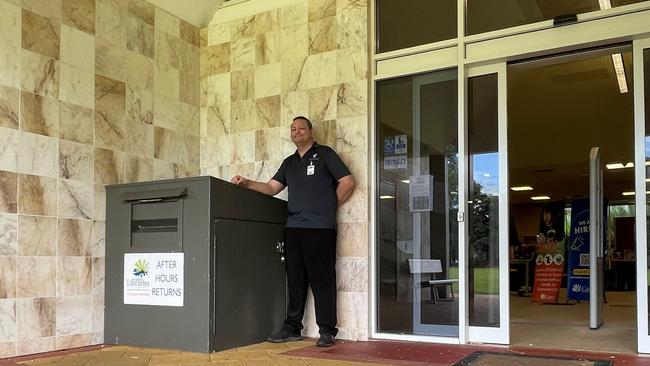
[{"xmin": 272, "ymin": 142, "xmax": 351, "ymax": 229}]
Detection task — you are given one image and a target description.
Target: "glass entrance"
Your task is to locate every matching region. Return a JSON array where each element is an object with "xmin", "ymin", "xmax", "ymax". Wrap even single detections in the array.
[{"xmin": 376, "ymin": 69, "xmax": 459, "ymax": 337}]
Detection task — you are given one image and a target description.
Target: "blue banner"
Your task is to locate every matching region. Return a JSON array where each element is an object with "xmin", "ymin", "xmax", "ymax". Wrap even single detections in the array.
[{"xmin": 567, "ymin": 199, "xmax": 590, "ymax": 301}]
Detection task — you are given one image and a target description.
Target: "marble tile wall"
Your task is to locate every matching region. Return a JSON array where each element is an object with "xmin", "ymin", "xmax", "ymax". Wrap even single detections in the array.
[
  {"xmin": 201, "ymin": 0, "xmax": 369, "ymax": 341},
  {"xmin": 0, "ymin": 0, "xmax": 200, "ymax": 357}
]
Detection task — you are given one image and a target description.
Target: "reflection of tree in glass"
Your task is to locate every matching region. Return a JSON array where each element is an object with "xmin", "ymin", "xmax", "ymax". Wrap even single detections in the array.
[
  {"xmin": 470, "ymin": 180, "xmax": 498, "ymax": 267},
  {"xmin": 447, "ymin": 153, "xmax": 459, "ymax": 265}
]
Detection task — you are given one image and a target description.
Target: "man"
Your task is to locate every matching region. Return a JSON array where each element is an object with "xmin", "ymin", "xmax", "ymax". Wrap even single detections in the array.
[{"xmin": 231, "ymin": 116, "xmax": 355, "ymax": 347}]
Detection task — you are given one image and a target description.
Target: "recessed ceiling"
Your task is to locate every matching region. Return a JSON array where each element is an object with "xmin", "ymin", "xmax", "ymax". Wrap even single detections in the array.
[{"xmin": 144, "ymin": 0, "xmax": 225, "ymax": 28}]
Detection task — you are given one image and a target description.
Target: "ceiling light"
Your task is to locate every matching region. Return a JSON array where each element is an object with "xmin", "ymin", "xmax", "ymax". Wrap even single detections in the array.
[
  {"xmin": 622, "ymin": 191, "xmax": 650, "ymax": 196},
  {"xmin": 380, "ymin": 195, "xmax": 394, "ymax": 199},
  {"xmin": 531, "ymin": 196, "xmax": 550, "ymax": 201},
  {"xmin": 606, "ymin": 162, "xmax": 634, "ymax": 170},
  {"xmin": 611, "ymin": 53, "xmax": 628, "ymax": 93},
  {"xmin": 401, "ymin": 180, "xmax": 410, "ymax": 184},
  {"xmin": 511, "ymin": 186, "xmax": 533, "ymax": 191}
]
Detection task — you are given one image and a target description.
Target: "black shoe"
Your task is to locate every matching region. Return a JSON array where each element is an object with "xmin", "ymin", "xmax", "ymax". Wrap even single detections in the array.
[
  {"xmin": 267, "ymin": 329, "xmax": 302, "ymax": 343},
  {"xmin": 316, "ymin": 333, "xmax": 335, "ymax": 347}
]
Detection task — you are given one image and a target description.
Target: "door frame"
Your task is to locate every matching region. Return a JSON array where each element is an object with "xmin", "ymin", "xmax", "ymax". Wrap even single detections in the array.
[
  {"xmin": 464, "ymin": 62, "xmax": 510, "ymax": 345},
  {"xmin": 634, "ymin": 36, "xmax": 650, "ymax": 354}
]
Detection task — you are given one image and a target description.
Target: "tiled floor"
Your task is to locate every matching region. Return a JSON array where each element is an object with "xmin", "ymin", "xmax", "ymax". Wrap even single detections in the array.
[{"xmin": 4, "ymin": 340, "xmax": 650, "ymax": 366}]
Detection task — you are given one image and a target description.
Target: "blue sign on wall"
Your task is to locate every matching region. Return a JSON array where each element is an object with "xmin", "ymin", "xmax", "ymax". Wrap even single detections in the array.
[{"xmin": 567, "ymin": 198, "xmax": 590, "ymax": 301}]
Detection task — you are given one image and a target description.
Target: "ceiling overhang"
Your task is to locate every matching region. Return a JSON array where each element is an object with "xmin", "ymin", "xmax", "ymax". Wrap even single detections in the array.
[{"xmin": 144, "ymin": 0, "xmax": 224, "ymax": 28}]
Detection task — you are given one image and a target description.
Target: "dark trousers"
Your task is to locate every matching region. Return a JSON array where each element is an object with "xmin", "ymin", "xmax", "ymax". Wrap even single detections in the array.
[{"xmin": 283, "ymin": 228, "xmax": 338, "ymax": 336}]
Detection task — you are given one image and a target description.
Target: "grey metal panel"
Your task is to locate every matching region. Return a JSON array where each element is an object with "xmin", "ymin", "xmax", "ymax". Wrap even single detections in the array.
[
  {"xmin": 105, "ymin": 177, "xmax": 212, "ymax": 352},
  {"xmin": 213, "ymin": 219, "xmax": 286, "ymax": 351},
  {"xmin": 105, "ymin": 176, "xmax": 288, "ymax": 353},
  {"xmin": 121, "ymin": 187, "xmax": 187, "ymax": 201}
]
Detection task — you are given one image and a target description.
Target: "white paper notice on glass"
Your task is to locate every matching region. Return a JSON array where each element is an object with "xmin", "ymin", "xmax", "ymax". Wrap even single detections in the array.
[
  {"xmin": 384, "ymin": 156, "xmax": 407, "ymax": 170},
  {"xmin": 409, "ymin": 175, "xmax": 433, "ymax": 212},
  {"xmin": 124, "ymin": 252, "xmax": 184, "ymax": 307}
]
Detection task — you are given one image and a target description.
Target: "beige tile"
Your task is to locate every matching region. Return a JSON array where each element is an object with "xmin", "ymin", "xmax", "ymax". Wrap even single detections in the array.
[
  {"xmin": 93, "ymin": 184, "xmax": 105, "ymax": 221},
  {"xmin": 230, "ymin": 100, "xmax": 257, "ymax": 133},
  {"xmin": 280, "ymin": 3, "xmax": 308, "ymax": 28},
  {"xmin": 125, "ymin": 120, "xmax": 153, "ymax": 156},
  {"xmin": 298, "ymin": 51, "xmax": 337, "ymax": 90},
  {"xmin": 59, "ymin": 62, "xmax": 95, "ymax": 109},
  {"xmin": 312, "ymin": 119, "xmax": 337, "ymax": 147},
  {"xmin": 255, "ymin": 30, "xmax": 280, "ymax": 66},
  {"xmin": 152, "ymin": 159, "xmax": 197, "ymax": 180},
  {"xmin": 336, "ymin": 257, "xmax": 368, "ymax": 292},
  {"xmin": 126, "ymin": 17, "xmax": 154, "ymax": 59},
  {"xmin": 0, "ymin": 127, "xmax": 19, "ymax": 172},
  {"xmin": 124, "ymin": 155, "xmax": 152, "ymax": 183},
  {"xmin": 55, "ymin": 333, "xmax": 93, "ymax": 349},
  {"xmin": 154, "ymin": 7, "xmax": 179, "ymax": 36},
  {"xmin": 95, "ymin": 1, "xmax": 125, "ymax": 47},
  {"xmin": 127, "ymin": 0, "xmax": 154, "ymax": 25},
  {"xmin": 17, "ymin": 174, "xmax": 57, "ymax": 216},
  {"xmin": 309, "ymin": 0, "xmax": 336, "ymax": 22},
  {"xmin": 16, "ymin": 297, "xmax": 55, "ymax": 341},
  {"xmin": 206, "ymin": 72, "xmax": 231, "ymax": 107},
  {"xmin": 0, "ymin": 1, "xmax": 20, "ymax": 47},
  {"xmin": 255, "ymin": 10, "xmax": 279, "ymax": 35},
  {"xmin": 59, "ymin": 140, "xmax": 93, "ymax": 182},
  {"xmin": 20, "ymin": 91, "xmax": 59, "ymax": 137},
  {"xmin": 180, "ymin": 19, "xmax": 199, "ymax": 46},
  {"xmin": 91, "ymin": 292, "xmax": 103, "ymax": 334},
  {"xmin": 60, "ymin": 101, "xmax": 93, "ymax": 144},
  {"xmin": 22, "ymin": 0, "xmax": 61, "ymax": 20},
  {"xmin": 254, "ymin": 63, "xmax": 281, "ymax": 99},
  {"xmin": 0, "ymin": 259, "xmax": 16, "ymax": 299},
  {"xmin": 281, "ymin": 56, "xmax": 307, "ymax": 93},
  {"xmin": 0, "ymin": 341, "xmax": 15, "ymax": 358},
  {"xmin": 255, "ymin": 95, "xmax": 281, "ymax": 128},
  {"xmin": 180, "ymin": 71, "xmax": 199, "ymax": 106},
  {"xmin": 337, "ymin": 81, "xmax": 367, "ymax": 118},
  {"xmin": 231, "ymin": 37, "xmax": 255, "ymax": 71},
  {"xmin": 16, "ymin": 336, "xmax": 55, "ymax": 356},
  {"xmin": 208, "ymin": 22, "xmax": 231, "ymax": 46},
  {"xmin": 0, "ymin": 85, "xmax": 19, "ymax": 130},
  {"xmin": 309, "ymin": 16, "xmax": 337, "ymax": 55},
  {"xmin": 95, "ymin": 74, "xmax": 126, "ymax": 151},
  {"xmin": 308, "ymin": 86, "xmax": 338, "ymax": 123},
  {"xmin": 57, "ymin": 257, "xmax": 92, "ymax": 296},
  {"xmin": 200, "ymin": 135, "xmax": 232, "ymax": 167},
  {"xmin": 58, "ymin": 218, "xmax": 92, "ymax": 256},
  {"xmin": 336, "ymin": 6, "xmax": 367, "ymax": 50},
  {"xmin": 200, "ymin": 43, "xmax": 230, "ymax": 77},
  {"xmin": 62, "ymin": 0, "xmax": 95, "ymax": 35},
  {"xmin": 56, "ymin": 296, "xmax": 91, "ymax": 336},
  {"xmin": 0, "ymin": 171, "xmax": 17, "ymax": 214},
  {"xmin": 280, "ymin": 23, "xmax": 308, "ymax": 61},
  {"xmin": 58, "ymin": 179, "xmax": 93, "ymax": 219},
  {"xmin": 94, "ymin": 148, "xmax": 124, "ymax": 185},
  {"xmin": 281, "ymin": 91, "xmax": 309, "ymax": 126},
  {"xmin": 17, "ymin": 215, "xmax": 57, "ymax": 256},
  {"xmin": 337, "ymin": 46, "xmax": 367, "ymax": 83},
  {"xmin": 16, "ymin": 258, "xmax": 56, "ymax": 297},
  {"xmin": 231, "ymin": 132, "xmax": 255, "ymax": 164},
  {"xmin": 153, "ymin": 127, "xmax": 199, "ymax": 167},
  {"xmin": 95, "ymin": 37, "xmax": 127, "ymax": 82},
  {"xmin": 231, "ymin": 68, "xmax": 254, "ymax": 102},
  {"xmin": 125, "ymin": 50, "xmax": 154, "ymax": 90},
  {"xmin": 92, "ymin": 220, "xmax": 104, "ymax": 257},
  {"xmin": 17, "ymin": 132, "xmax": 58, "ymax": 178},
  {"xmin": 231, "ymin": 16, "xmax": 255, "ymax": 42},
  {"xmin": 21, "ymin": 9, "xmax": 60, "ymax": 60},
  {"xmin": 153, "ymin": 93, "xmax": 199, "ymax": 136},
  {"xmin": 254, "ymin": 127, "xmax": 294, "ymax": 162},
  {"xmin": 205, "ymin": 103, "xmax": 230, "ymax": 138},
  {"xmin": 154, "ymin": 62, "xmax": 180, "ymax": 100},
  {"xmin": 335, "ymin": 116, "xmax": 367, "ymax": 153},
  {"xmin": 154, "ymin": 28, "xmax": 181, "ymax": 69},
  {"xmin": 0, "ymin": 43, "xmax": 20, "ymax": 89},
  {"xmin": 91, "ymin": 256, "xmax": 104, "ymax": 293},
  {"xmin": 21, "ymin": 49, "xmax": 59, "ymax": 98},
  {"xmin": 126, "ymin": 84, "xmax": 153, "ymax": 124},
  {"xmin": 60, "ymin": 24, "xmax": 95, "ymax": 72},
  {"xmin": 0, "ymin": 214, "xmax": 18, "ymax": 255}
]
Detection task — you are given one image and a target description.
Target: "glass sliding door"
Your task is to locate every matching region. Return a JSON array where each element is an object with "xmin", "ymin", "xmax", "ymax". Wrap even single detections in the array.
[
  {"xmin": 634, "ymin": 37, "xmax": 650, "ymax": 353},
  {"xmin": 466, "ymin": 63, "xmax": 509, "ymax": 344},
  {"xmin": 376, "ymin": 69, "xmax": 459, "ymax": 337}
]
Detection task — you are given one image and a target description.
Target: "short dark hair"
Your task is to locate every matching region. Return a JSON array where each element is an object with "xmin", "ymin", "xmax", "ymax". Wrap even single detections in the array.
[{"xmin": 292, "ymin": 116, "xmax": 313, "ymax": 129}]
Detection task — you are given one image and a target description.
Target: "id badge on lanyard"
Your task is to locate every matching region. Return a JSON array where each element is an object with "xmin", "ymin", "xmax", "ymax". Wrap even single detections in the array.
[{"xmin": 307, "ymin": 162, "xmax": 315, "ymax": 175}]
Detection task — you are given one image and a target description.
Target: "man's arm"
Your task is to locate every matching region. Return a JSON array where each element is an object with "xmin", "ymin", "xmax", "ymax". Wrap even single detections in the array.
[
  {"xmin": 336, "ymin": 175, "xmax": 355, "ymax": 207},
  {"xmin": 231, "ymin": 176, "xmax": 285, "ymax": 196}
]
